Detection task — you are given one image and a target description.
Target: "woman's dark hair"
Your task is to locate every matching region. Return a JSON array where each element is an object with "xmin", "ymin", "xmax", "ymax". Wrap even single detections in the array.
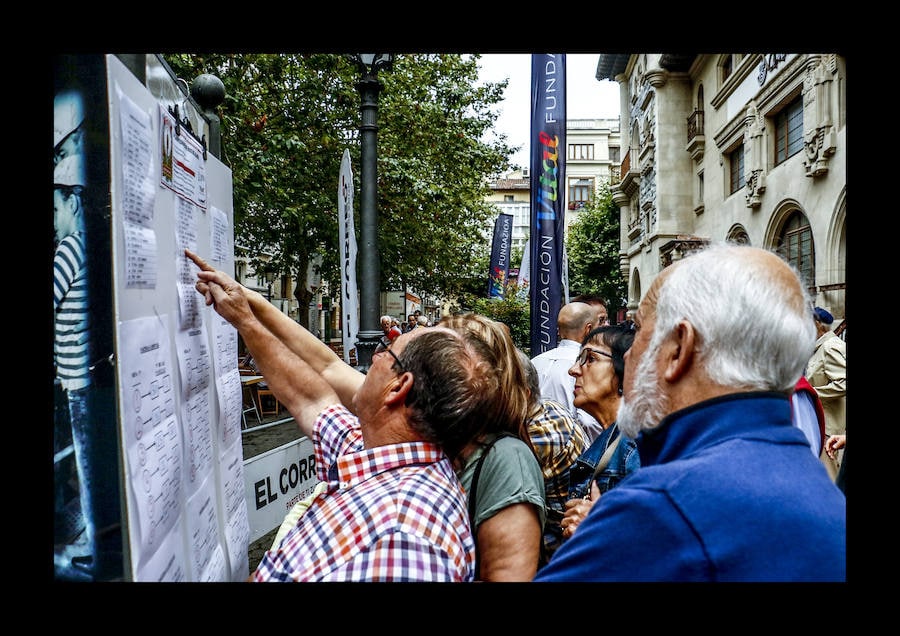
[{"xmin": 581, "ymin": 324, "xmax": 635, "ymax": 395}]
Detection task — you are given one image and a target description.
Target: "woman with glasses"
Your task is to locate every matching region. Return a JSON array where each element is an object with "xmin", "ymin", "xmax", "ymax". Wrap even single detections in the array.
[{"xmin": 557, "ymin": 324, "xmax": 640, "ymax": 542}]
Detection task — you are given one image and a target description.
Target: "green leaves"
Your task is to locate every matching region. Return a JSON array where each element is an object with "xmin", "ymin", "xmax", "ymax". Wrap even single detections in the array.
[
  {"xmin": 565, "ymin": 183, "xmax": 627, "ymax": 313},
  {"xmin": 166, "ymin": 53, "xmax": 511, "ymax": 318}
]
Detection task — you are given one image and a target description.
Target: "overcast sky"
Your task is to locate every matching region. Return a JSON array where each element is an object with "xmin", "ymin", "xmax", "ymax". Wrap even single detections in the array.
[{"xmin": 476, "ymin": 54, "xmax": 621, "ymax": 169}]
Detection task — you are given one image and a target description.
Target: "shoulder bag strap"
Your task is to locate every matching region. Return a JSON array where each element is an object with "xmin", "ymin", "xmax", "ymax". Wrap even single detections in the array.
[
  {"xmin": 592, "ymin": 428, "xmax": 622, "ymax": 478},
  {"xmin": 468, "ymin": 434, "xmax": 507, "ymax": 580}
]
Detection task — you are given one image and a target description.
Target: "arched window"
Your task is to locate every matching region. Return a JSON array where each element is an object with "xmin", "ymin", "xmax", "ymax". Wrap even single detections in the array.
[
  {"xmin": 777, "ymin": 210, "xmax": 815, "ymax": 288},
  {"xmin": 726, "ymin": 226, "xmax": 750, "ymax": 245}
]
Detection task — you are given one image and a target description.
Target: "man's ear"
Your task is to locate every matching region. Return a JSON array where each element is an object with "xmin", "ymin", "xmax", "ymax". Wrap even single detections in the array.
[
  {"xmin": 384, "ymin": 371, "xmax": 413, "ymax": 406},
  {"xmin": 662, "ymin": 320, "xmax": 696, "ymax": 382}
]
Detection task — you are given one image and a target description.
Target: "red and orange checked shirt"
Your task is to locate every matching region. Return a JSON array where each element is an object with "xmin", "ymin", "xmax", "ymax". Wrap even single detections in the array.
[{"xmin": 253, "ymin": 404, "xmax": 476, "ymax": 581}]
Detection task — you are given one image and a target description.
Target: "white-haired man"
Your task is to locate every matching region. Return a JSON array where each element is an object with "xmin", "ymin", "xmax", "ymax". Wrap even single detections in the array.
[{"xmin": 535, "ymin": 244, "xmax": 846, "ymax": 582}]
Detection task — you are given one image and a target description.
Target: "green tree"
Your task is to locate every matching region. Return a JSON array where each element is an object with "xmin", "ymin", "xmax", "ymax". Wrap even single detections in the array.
[
  {"xmin": 566, "ymin": 182, "xmax": 627, "ymax": 315},
  {"xmin": 470, "ymin": 282, "xmax": 531, "ymax": 354},
  {"xmin": 165, "ymin": 53, "xmax": 514, "ymax": 325}
]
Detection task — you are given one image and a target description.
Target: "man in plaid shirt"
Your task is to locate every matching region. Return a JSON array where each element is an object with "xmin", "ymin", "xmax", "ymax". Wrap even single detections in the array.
[{"xmin": 188, "ymin": 251, "xmax": 496, "ymax": 581}]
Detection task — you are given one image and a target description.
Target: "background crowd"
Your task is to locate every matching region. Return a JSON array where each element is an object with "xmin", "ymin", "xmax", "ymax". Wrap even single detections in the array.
[{"xmin": 186, "ymin": 241, "xmax": 846, "ymax": 582}]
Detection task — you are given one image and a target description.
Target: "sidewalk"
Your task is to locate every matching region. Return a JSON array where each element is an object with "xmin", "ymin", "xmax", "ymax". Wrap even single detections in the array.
[
  {"xmin": 241, "ymin": 409, "xmax": 303, "ymax": 575},
  {"xmin": 241, "ymin": 410, "xmax": 301, "ymax": 459}
]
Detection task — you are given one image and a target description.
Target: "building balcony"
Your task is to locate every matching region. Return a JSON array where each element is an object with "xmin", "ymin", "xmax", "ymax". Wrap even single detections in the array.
[
  {"xmin": 618, "ymin": 148, "xmax": 640, "ymax": 197},
  {"xmin": 686, "ymin": 109, "xmax": 705, "ymax": 161}
]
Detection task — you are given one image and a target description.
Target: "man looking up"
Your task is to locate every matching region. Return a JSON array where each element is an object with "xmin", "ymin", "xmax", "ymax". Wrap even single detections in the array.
[
  {"xmin": 535, "ymin": 244, "xmax": 846, "ymax": 582},
  {"xmin": 186, "ymin": 250, "xmax": 495, "ymax": 582}
]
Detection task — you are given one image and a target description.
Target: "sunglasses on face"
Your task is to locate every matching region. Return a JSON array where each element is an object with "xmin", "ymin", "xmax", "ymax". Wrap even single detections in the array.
[{"xmin": 575, "ymin": 347, "xmax": 613, "ymax": 368}]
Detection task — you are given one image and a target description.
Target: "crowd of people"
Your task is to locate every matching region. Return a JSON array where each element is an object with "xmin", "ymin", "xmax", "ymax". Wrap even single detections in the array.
[{"xmin": 185, "ymin": 241, "xmax": 846, "ymax": 582}]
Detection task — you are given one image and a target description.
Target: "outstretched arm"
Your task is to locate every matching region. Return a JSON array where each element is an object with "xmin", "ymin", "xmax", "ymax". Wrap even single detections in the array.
[
  {"xmin": 185, "ymin": 249, "xmax": 364, "ymax": 410},
  {"xmin": 185, "ymin": 250, "xmax": 339, "ymax": 437}
]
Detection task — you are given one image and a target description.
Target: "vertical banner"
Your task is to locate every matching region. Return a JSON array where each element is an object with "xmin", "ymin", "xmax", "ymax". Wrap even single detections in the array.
[
  {"xmin": 487, "ymin": 213, "xmax": 513, "ymax": 298},
  {"xmin": 529, "ymin": 53, "xmax": 566, "ymax": 355},
  {"xmin": 338, "ymin": 149, "xmax": 359, "ymax": 364},
  {"xmin": 517, "ymin": 238, "xmax": 530, "ymax": 301}
]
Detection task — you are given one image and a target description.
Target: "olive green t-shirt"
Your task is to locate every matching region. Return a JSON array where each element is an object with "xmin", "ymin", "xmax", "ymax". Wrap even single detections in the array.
[{"xmin": 457, "ymin": 434, "xmax": 547, "ymax": 531}]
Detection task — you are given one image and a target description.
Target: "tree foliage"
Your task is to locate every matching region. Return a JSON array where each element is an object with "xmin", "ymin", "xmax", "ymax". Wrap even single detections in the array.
[
  {"xmin": 164, "ymin": 53, "xmax": 514, "ymax": 318},
  {"xmin": 469, "ymin": 282, "xmax": 531, "ymax": 354},
  {"xmin": 565, "ymin": 182, "xmax": 627, "ymax": 314}
]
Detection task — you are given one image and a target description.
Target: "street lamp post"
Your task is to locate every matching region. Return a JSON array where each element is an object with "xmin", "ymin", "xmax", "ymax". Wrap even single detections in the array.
[{"xmin": 349, "ymin": 53, "xmax": 393, "ymax": 373}]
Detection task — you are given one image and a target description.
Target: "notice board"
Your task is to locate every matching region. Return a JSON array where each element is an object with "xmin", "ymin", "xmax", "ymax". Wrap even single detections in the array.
[{"xmin": 106, "ymin": 55, "xmax": 250, "ymax": 581}]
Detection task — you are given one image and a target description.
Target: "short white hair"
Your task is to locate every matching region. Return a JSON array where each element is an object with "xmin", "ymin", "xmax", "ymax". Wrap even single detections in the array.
[{"xmin": 655, "ymin": 243, "xmax": 815, "ymax": 393}]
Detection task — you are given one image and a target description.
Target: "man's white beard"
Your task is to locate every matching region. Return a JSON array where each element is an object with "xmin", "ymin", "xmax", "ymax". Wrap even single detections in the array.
[{"xmin": 619, "ymin": 346, "xmax": 667, "ymax": 440}]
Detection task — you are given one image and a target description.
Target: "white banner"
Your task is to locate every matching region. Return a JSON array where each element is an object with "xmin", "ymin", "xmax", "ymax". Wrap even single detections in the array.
[
  {"xmin": 242, "ymin": 436, "xmax": 318, "ymax": 543},
  {"xmin": 338, "ymin": 149, "xmax": 359, "ymax": 364}
]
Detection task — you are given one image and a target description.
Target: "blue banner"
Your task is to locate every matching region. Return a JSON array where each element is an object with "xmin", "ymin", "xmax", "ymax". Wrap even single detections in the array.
[
  {"xmin": 487, "ymin": 213, "xmax": 513, "ymax": 298},
  {"xmin": 529, "ymin": 54, "xmax": 566, "ymax": 355}
]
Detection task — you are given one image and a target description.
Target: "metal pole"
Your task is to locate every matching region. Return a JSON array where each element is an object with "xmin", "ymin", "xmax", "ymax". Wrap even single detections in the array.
[{"xmin": 354, "ymin": 73, "xmax": 384, "ymax": 373}]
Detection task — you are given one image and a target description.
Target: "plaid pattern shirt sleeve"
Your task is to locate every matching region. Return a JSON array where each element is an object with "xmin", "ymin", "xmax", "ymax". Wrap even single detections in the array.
[{"xmin": 529, "ymin": 399, "xmax": 589, "ymax": 514}]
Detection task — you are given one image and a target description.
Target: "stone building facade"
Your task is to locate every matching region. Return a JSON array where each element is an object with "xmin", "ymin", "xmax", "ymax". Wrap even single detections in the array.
[{"xmin": 597, "ymin": 53, "xmax": 846, "ymax": 326}]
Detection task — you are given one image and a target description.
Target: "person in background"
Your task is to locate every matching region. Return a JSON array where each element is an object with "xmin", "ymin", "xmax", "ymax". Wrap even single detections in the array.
[
  {"xmin": 187, "ymin": 250, "xmax": 497, "ymax": 582},
  {"xmin": 531, "ymin": 302, "xmax": 603, "ymax": 442},
  {"xmin": 380, "ymin": 314, "xmax": 402, "ymax": 342},
  {"xmin": 535, "ymin": 243, "xmax": 846, "ymax": 582},
  {"xmin": 403, "ymin": 313, "xmax": 418, "ymax": 333},
  {"xmin": 824, "ymin": 433, "xmax": 846, "ymax": 495},
  {"xmin": 440, "ymin": 313, "xmax": 547, "ymax": 581},
  {"xmin": 570, "ymin": 294, "xmax": 610, "ymax": 327},
  {"xmin": 807, "ymin": 306, "xmax": 846, "ymax": 481},
  {"xmin": 559, "ymin": 324, "xmax": 639, "ymax": 541},
  {"xmin": 518, "ymin": 350, "xmax": 588, "ymax": 558}
]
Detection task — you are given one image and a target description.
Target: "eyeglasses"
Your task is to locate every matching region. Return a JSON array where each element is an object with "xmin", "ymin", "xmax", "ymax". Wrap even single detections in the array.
[
  {"xmin": 374, "ymin": 336, "xmax": 405, "ymax": 372},
  {"xmin": 575, "ymin": 347, "xmax": 613, "ymax": 368}
]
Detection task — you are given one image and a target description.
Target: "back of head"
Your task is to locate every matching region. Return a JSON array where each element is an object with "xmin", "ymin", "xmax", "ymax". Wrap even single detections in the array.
[
  {"xmin": 813, "ymin": 306, "xmax": 834, "ymax": 329},
  {"xmin": 440, "ymin": 313, "xmax": 533, "ymax": 449},
  {"xmin": 656, "ymin": 243, "xmax": 814, "ymax": 393},
  {"xmin": 400, "ymin": 328, "xmax": 499, "ymax": 463},
  {"xmin": 571, "ymin": 294, "xmax": 609, "ymax": 324},
  {"xmin": 557, "ymin": 302, "xmax": 596, "ymax": 341}
]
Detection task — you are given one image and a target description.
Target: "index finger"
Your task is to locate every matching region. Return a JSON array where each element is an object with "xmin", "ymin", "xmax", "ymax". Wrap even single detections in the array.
[{"xmin": 184, "ymin": 249, "xmax": 215, "ymax": 272}]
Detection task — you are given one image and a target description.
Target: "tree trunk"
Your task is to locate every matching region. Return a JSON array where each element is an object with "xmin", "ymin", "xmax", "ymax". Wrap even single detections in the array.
[{"xmin": 294, "ymin": 285, "xmax": 312, "ymax": 330}]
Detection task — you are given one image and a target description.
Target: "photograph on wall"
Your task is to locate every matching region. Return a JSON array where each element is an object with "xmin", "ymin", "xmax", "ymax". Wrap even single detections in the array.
[{"xmin": 53, "ymin": 55, "xmax": 124, "ymax": 581}]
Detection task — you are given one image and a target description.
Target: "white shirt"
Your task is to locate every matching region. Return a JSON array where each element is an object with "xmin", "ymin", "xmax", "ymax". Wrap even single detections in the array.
[
  {"xmin": 791, "ymin": 390, "xmax": 823, "ymax": 457},
  {"xmin": 531, "ymin": 339, "xmax": 603, "ymax": 442}
]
